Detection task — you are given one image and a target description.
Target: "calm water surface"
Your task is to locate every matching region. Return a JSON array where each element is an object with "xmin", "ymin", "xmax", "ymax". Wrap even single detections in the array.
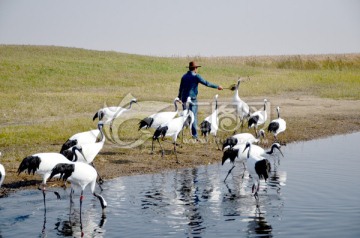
[{"xmin": 1, "ymin": 132, "xmax": 360, "ymax": 237}]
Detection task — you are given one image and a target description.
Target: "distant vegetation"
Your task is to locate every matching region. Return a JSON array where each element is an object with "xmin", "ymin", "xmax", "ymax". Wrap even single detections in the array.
[{"xmin": 1, "ymin": 45, "xmax": 359, "ymax": 159}]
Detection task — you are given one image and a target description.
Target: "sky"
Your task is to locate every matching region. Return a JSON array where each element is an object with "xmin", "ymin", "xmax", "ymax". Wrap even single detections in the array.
[{"xmin": 0, "ymin": 0, "xmax": 359, "ymax": 57}]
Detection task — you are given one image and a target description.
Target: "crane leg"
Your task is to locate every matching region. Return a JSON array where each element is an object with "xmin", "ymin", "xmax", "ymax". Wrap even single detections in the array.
[
  {"xmin": 224, "ymin": 165, "xmax": 236, "ymax": 182},
  {"xmin": 157, "ymin": 139, "xmax": 164, "ymax": 157},
  {"xmin": 174, "ymin": 143, "xmax": 179, "ymax": 164}
]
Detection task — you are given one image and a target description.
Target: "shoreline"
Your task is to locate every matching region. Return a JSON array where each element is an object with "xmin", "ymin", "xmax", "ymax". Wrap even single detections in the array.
[{"xmin": 1, "ymin": 94, "xmax": 360, "ymax": 197}]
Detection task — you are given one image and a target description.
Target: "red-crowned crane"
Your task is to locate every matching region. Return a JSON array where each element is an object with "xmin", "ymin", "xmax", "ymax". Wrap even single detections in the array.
[
  {"xmin": 60, "ymin": 121, "xmax": 104, "ymax": 154},
  {"xmin": 242, "ymin": 142, "xmax": 272, "ymax": 199},
  {"xmin": 49, "ymin": 162, "xmax": 107, "ymax": 216},
  {"xmin": 233, "ymin": 79, "xmax": 250, "ymax": 128},
  {"xmin": 138, "ymin": 97, "xmax": 182, "ymax": 130},
  {"xmin": 151, "ymin": 97, "xmax": 192, "ymax": 163},
  {"xmin": 222, "ymin": 129, "xmax": 265, "ymax": 151},
  {"xmin": 222, "ymin": 142, "xmax": 283, "ymax": 182},
  {"xmin": 248, "ymin": 99, "xmax": 268, "ymax": 134},
  {"xmin": 17, "ymin": 149, "xmax": 85, "ymax": 210},
  {"xmin": 60, "ymin": 121, "xmax": 105, "ymax": 184},
  {"xmin": 93, "ymin": 98, "xmax": 137, "ymax": 132},
  {"xmin": 268, "ymin": 106, "xmax": 287, "ymax": 142},
  {"xmin": 200, "ymin": 94, "xmax": 220, "ymax": 149}
]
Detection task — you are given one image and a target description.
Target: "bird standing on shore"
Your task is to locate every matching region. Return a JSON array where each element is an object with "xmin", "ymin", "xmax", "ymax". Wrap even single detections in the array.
[
  {"xmin": 60, "ymin": 121, "xmax": 104, "ymax": 154},
  {"xmin": 222, "ymin": 129, "xmax": 265, "ymax": 151},
  {"xmin": 232, "ymin": 78, "xmax": 250, "ymax": 128},
  {"xmin": 200, "ymin": 94, "xmax": 220, "ymax": 149},
  {"xmin": 152, "ymin": 97, "xmax": 192, "ymax": 163},
  {"xmin": 60, "ymin": 121, "xmax": 106, "ymax": 184},
  {"xmin": 268, "ymin": 106, "xmax": 286, "ymax": 142},
  {"xmin": 138, "ymin": 97, "xmax": 182, "ymax": 130},
  {"xmin": 93, "ymin": 98, "xmax": 137, "ymax": 132},
  {"xmin": 179, "ymin": 102, "xmax": 195, "ymax": 139},
  {"xmin": 248, "ymin": 99, "xmax": 268, "ymax": 135}
]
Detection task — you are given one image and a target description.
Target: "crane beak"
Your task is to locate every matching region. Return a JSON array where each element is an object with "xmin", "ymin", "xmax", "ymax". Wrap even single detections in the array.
[
  {"xmin": 273, "ymin": 143, "xmax": 284, "ymax": 157},
  {"xmin": 242, "ymin": 143, "xmax": 250, "ymax": 153},
  {"xmin": 277, "ymin": 147, "xmax": 284, "ymax": 157},
  {"xmin": 79, "ymin": 150, "xmax": 87, "ymax": 162}
]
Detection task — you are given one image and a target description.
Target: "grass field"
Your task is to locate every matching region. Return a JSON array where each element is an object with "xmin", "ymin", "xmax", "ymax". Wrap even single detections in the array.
[{"xmin": 1, "ymin": 45, "xmax": 360, "ymax": 166}]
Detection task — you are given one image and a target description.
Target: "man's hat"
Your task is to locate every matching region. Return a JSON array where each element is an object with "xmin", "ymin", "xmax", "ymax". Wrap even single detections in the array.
[{"xmin": 187, "ymin": 61, "xmax": 201, "ymax": 69}]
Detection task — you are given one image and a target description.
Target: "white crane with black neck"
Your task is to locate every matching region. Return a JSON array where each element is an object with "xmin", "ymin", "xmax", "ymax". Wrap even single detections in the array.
[
  {"xmin": 200, "ymin": 94, "xmax": 220, "ymax": 149},
  {"xmin": 242, "ymin": 142, "xmax": 272, "ymax": 199},
  {"xmin": 93, "ymin": 98, "xmax": 137, "ymax": 132},
  {"xmin": 222, "ymin": 142, "xmax": 283, "ymax": 182},
  {"xmin": 268, "ymin": 106, "xmax": 287, "ymax": 142},
  {"xmin": 49, "ymin": 162, "xmax": 107, "ymax": 216},
  {"xmin": 60, "ymin": 121, "xmax": 106, "ymax": 184},
  {"xmin": 232, "ymin": 78, "xmax": 250, "ymax": 128},
  {"xmin": 151, "ymin": 97, "xmax": 192, "ymax": 163},
  {"xmin": 138, "ymin": 97, "xmax": 183, "ymax": 130},
  {"xmin": 17, "ymin": 148, "xmax": 85, "ymax": 210},
  {"xmin": 222, "ymin": 129, "xmax": 265, "ymax": 151},
  {"xmin": 248, "ymin": 99, "xmax": 268, "ymax": 135}
]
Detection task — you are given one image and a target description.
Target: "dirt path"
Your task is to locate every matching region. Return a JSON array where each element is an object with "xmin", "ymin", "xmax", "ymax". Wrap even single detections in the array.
[{"xmin": 1, "ymin": 94, "xmax": 360, "ymax": 197}]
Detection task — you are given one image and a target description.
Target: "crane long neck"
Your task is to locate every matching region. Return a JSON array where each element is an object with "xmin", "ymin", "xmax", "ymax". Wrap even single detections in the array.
[
  {"xmin": 266, "ymin": 146, "xmax": 275, "ymax": 155},
  {"xmin": 72, "ymin": 147, "xmax": 78, "ymax": 162},
  {"xmin": 246, "ymin": 144, "xmax": 251, "ymax": 159},
  {"xmin": 235, "ymin": 81, "xmax": 240, "ymax": 95},
  {"xmin": 128, "ymin": 101, "xmax": 134, "ymax": 109},
  {"xmin": 98, "ymin": 125, "xmax": 105, "ymax": 142},
  {"xmin": 174, "ymin": 100, "xmax": 178, "ymax": 112},
  {"xmin": 214, "ymin": 97, "xmax": 218, "ymax": 121}
]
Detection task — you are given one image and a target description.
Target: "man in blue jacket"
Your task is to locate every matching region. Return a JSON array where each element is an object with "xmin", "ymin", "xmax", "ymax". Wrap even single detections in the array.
[{"xmin": 178, "ymin": 61, "xmax": 223, "ymax": 139}]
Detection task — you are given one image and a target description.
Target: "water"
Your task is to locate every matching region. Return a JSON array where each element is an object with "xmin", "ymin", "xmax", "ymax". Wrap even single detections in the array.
[{"xmin": 1, "ymin": 132, "xmax": 360, "ymax": 237}]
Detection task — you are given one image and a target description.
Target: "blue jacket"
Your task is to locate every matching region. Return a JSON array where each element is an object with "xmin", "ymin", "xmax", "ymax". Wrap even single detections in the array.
[{"xmin": 178, "ymin": 71, "xmax": 218, "ymax": 102}]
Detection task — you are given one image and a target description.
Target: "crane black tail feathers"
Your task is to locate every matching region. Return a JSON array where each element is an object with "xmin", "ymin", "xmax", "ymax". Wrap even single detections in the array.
[
  {"xmin": 153, "ymin": 126, "xmax": 168, "ymax": 140},
  {"xmin": 49, "ymin": 163, "xmax": 75, "ymax": 181},
  {"xmin": 138, "ymin": 117, "xmax": 153, "ymax": 130},
  {"xmin": 255, "ymin": 159, "xmax": 271, "ymax": 181},
  {"xmin": 222, "ymin": 137, "xmax": 238, "ymax": 150},
  {"xmin": 200, "ymin": 121, "xmax": 211, "ymax": 136},
  {"xmin": 268, "ymin": 122, "xmax": 279, "ymax": 133},
  {"xmin": 17, "ymin": 156, "xmax": 41, "ymax": 175},
  {"xmin": 248, "ymin": 115, "xmax": 259, "ymax": 128}
]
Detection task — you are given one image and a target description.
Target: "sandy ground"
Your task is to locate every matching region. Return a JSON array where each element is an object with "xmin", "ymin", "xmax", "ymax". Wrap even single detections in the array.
[{"xmin": 1, "ymin": 93, "xmax": 360, "ymax": 197}]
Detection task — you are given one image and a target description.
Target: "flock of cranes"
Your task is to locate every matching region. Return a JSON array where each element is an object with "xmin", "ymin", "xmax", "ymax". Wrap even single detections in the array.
[{"xmin": 0, "ymin": 78, "xmax": 287, "ymax": 217}]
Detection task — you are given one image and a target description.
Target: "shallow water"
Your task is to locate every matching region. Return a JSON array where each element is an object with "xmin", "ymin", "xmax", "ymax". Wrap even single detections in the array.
[{"xmin": 1, "ymin": 132, "xmax": 360, "ymax": 237}]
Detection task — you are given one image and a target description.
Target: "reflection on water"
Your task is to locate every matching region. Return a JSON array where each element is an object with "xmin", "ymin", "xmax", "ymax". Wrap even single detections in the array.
[
  {"xmin": 1, "ymin": 132, "xmax": 360, "ymax": 237},
  {"xmin": 53, "ymin": 207, "xmax": 106, "ymax": 237},
  {"xmin": 176, "ymin": 168, "xmax": 204, "ymax": 236}
]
